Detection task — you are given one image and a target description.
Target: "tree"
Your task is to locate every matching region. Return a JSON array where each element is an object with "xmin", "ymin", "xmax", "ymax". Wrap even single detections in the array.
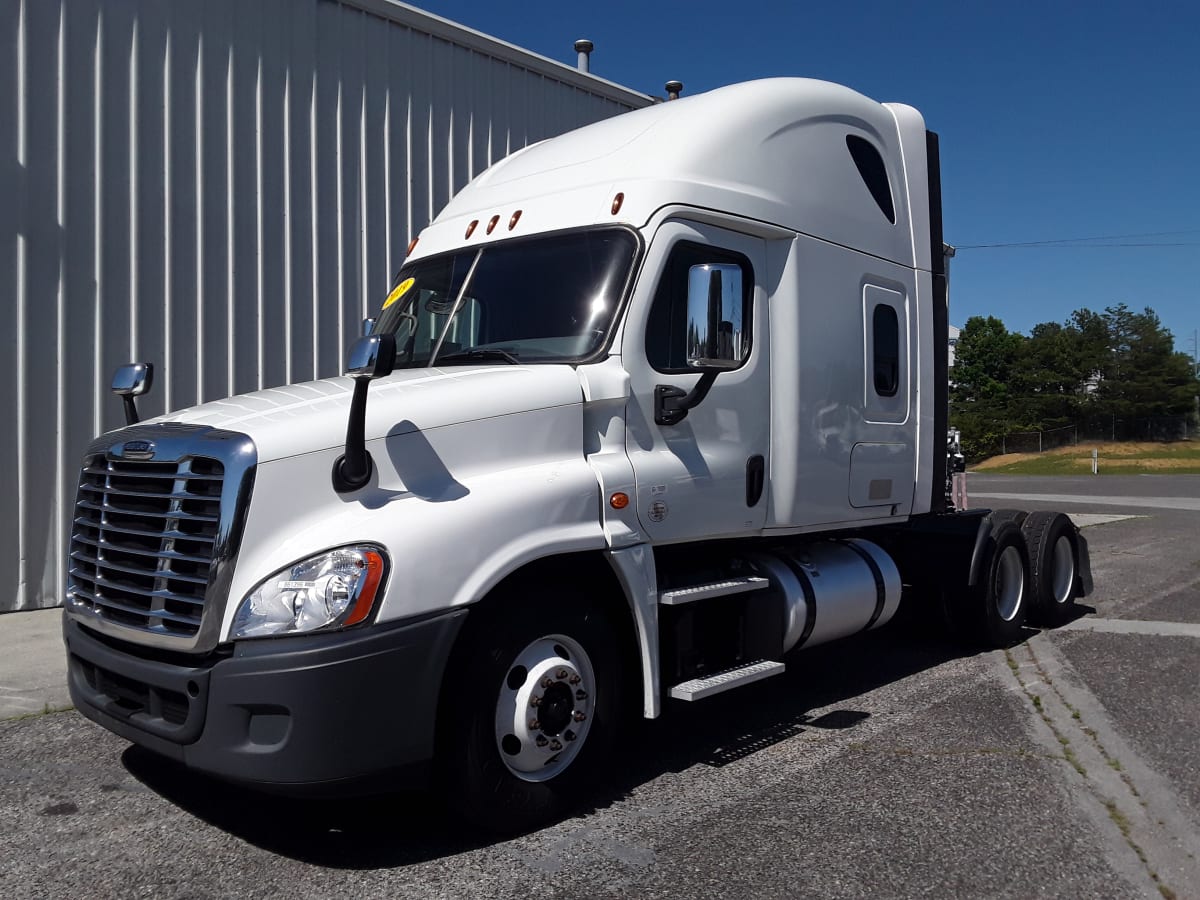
[
  {"xmin": 950, "ymin": 316, "xmax": 1026, "ymax": 458},
  {"xmin": 949, "ymin": 304, "xmax": 1200, "ymax": 459},
  {"xmin": 951, "ymin": 316, "xmax": 1025, "ymax": 405},
  {"xmin": 1096, "ymin": 304, "xmax": 1196, "ymax": 418},
  {"xmin": 1017, "ymin": 322, "xmax": 1081, "ymax": 424}
]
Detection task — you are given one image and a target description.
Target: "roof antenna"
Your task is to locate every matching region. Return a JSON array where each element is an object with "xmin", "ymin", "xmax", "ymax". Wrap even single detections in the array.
[{"xmin": 665, "ymin": 80, "xmax": 683, "ymax": 101}]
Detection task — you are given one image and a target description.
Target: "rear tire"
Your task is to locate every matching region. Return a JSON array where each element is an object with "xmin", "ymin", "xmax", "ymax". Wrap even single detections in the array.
[
  {"xmin": 969, "ymin": 520, "xmax": 1030, "ymax": 647},
  {"xmin": 988, "ymin": 508, "xmax": 1028, "ymax": 528},
  {"xmin": 438, "ymin": 588, "xmax": 624, "ymax": 834},
  {"xmin": 1022, "ymin": 511, "xmax": 1080, "ymax": 627}
]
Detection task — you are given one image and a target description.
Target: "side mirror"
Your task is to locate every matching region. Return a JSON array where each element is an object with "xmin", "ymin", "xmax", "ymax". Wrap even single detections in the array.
[
  {"xmin": 362, "ymin": 316, "xmax": 376, "ymax": 337},
  {"xmin": 685, "ymin": 264, "xmax": 745, "ymax": 370},
  {"xmin": 655, "ymin": 264, "xmax": 746, "ymax": 426},
  {"xmin": 111, "ymin": 363, "xmax": 154, "ymax": 425},
  {"xmin": 333, "ymin": 334, "xmax": 396, "ymax": 493}
]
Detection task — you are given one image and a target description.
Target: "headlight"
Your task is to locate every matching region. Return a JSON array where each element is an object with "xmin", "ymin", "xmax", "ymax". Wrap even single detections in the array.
[{"xmin": 231, "ymin": 545, "xmax": 387, "ymax": 639}]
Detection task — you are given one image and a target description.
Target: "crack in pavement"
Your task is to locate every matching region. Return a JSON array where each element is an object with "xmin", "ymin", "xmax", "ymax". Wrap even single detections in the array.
[{"xmin": 998, "ymin": 633, "xmax": 1200, "ymax": 899}]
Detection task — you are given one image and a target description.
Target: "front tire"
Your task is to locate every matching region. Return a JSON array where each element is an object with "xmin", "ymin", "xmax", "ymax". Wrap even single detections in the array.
[{"xmin": 438, "ymin": 589, "xmax": 623, "ymax": 833}]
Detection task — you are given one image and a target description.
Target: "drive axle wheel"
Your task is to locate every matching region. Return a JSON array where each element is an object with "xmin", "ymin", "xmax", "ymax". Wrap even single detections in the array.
[
  {"xmin": 1022, "ymin": 511, "xmax": 1080, "ymax": 627},
  {"xmin": 970, "ymin": 519, "xmax": 1030, "ymax": 647},
  {"xmin": 439, "ymin": 590, "xmax": 622, "ymax": 833}
]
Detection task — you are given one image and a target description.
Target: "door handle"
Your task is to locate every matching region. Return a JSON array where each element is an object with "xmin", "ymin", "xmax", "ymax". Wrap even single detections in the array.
[{"xmin": 746, "ymin": 455, "xmax": 765, "ymax": 507}]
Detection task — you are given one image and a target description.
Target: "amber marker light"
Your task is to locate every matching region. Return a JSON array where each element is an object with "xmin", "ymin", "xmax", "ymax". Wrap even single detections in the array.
[
  {"xmin": 406, "ymin": 237, "xmax": 419, "ymax": 256},
  {"xmin": 509, "ymin": 209, "xmax": 522, "ymax": 230},
  {"xmin": 611, "ymin": 192, "xmax": 624, "ymax": 215},
  {"xmin": 465, "ymin": 219, "xmax": 478, "ymax": 239},
  {"xmin": 609, "ymin": 492, "xmax": 630, "ymax": 510},
  {"xmin": 342, "ymin": 550, "xmax": 386, "ymax": 627},
  {"xmin": 486, "ymin": 214, "xmax": 500, "ymax": 234}
]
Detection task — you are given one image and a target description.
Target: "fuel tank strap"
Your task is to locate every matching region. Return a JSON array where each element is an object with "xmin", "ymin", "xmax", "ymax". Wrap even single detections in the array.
[{"xmin": 776, "ymin": 554, "xmax": 817, "ymax": 650}]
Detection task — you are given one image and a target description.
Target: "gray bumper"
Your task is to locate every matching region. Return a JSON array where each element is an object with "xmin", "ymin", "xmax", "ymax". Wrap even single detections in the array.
[{"xmin": 64, "ymin": 609, "xmax": 466, "ymax": 791}]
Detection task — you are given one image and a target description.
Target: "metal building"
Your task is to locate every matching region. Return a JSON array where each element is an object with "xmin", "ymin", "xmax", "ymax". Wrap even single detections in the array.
[{"xmin": 1, "ymin": 0, "xmax": 651, "ymax": 612}]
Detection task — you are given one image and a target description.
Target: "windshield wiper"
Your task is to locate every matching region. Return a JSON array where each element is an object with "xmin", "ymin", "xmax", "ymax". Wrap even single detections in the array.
[{"xmin": 435, "ymin": 348, "xmax": 520, "ymax": 366}]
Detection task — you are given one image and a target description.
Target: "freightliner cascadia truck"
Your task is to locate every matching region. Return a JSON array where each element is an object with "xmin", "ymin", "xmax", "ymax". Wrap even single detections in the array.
[{"xmin": 63, "ymin": 78, "xmax": 1092, "ymax": 831}]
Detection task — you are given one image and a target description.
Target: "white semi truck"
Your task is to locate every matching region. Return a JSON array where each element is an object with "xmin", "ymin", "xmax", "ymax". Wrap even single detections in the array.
[{"xmin": 64, "ymin": 78, "xmax": 1091, "ymax": 831}]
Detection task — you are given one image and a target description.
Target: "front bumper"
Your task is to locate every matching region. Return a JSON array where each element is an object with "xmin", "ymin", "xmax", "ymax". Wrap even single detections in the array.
[{"xmin": 64, "ymin": 609, "xmax": 467, "ymax": 791}]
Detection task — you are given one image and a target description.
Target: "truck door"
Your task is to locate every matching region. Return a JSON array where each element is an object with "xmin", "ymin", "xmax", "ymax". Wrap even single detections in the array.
[{"xmin": 623, "ymin": 220, "xmax": 770, "ymax": 543}]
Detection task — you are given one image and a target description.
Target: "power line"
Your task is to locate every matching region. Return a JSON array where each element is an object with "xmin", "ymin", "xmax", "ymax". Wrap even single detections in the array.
[{"xmin": 956, "ymin": 228, "xmax": 1200, "ymax": 249}]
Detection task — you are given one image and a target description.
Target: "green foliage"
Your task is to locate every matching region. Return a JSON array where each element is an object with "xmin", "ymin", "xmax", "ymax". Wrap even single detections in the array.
[{"xmin": 950, "ymin": 303, "xmax": 1200, "ymax": 461}]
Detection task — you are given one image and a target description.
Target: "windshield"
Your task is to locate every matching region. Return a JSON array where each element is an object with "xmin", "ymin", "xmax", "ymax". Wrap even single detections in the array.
[{"xmin": 373, "ymin": 228, "xmax": 637, "ymax": 367}]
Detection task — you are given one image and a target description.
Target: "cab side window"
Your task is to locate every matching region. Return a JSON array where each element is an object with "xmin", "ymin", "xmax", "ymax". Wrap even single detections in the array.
[{"xmin": 645, "ymin": 242, "xmax": 753, "ymax": 373}]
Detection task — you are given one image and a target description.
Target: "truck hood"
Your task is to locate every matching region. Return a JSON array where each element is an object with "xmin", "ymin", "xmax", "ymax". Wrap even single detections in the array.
[{"xmin": 151, "ymin": 365, "xmax": 584, "ymax": 462}]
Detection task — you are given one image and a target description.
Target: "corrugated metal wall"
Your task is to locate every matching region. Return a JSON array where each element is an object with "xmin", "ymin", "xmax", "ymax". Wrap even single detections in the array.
[{"xmin": 0, "ymin": 0, "xmax": 651, "ymax": 612}]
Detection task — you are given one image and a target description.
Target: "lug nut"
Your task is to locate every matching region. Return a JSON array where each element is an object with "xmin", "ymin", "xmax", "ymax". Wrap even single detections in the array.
[
  {"xmin": 536, "ymin": 735, "xmax": 549, "ymax": 747},
  {"xmin": 530, "ymin": 695, "xmax": 542, "ymax": 707},
  {"xmin": 564, "ymin": 729, "xmax": 576, "ymax": 742},
  {"xmin": 575, "ymin": 689, "xmax": 588, "ymax": 701},
  {"xmin": 569, "ymin": 675, "xmax": 581, "ymax": 685},
  {"xmin": 557, "ymin": 669, "xmax": 569, "ymax": 679},
  {"xmin": 529, "ymin": 719, "xmax": 540, "ymax": 730},
  {"xmin": 573, "ymin": 711, "xmax": 587, "ymax": 722},
  {"xmin": 542, "ymin": 677, "xmax": 555, "ymax": 689},
  {"xmin": 550, "ymin": 740, "xmax": 563, "ymax": 751}
]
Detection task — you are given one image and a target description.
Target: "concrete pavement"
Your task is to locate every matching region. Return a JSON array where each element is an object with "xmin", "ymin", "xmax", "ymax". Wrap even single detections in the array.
[{"xmin": 0, "ymin": 607, "xmax": 70, "ymax": 719}]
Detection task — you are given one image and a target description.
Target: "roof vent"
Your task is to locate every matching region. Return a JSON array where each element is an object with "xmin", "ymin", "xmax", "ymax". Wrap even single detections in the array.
[{"xmin": 574, "ymin": 39, "xmax": 594, "ymax": 73}]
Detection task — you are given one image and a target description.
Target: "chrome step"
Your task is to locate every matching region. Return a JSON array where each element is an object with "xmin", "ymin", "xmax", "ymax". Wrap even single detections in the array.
[
  {"xmin": 659, "ymin": 576, "xmax": 769, "ymax": 606},
  {"xmin": 668, "ymin": 659, "xmax": 785, "ymax": 701}
]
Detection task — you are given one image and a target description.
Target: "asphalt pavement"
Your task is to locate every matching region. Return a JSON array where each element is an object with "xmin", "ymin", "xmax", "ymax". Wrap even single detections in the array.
[{"xmin": 2, "ymin": 474, "xmax": 1198, "ymax": 898}]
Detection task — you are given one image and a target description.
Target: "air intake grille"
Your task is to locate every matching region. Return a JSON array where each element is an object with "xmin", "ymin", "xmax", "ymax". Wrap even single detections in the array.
[{"xmin": 68, "ymin": 455, "xmax": 224, "ymax": 637}]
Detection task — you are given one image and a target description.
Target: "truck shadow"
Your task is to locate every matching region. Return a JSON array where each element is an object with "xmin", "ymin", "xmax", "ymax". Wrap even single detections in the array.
[{"xmin": 120, "ymin": 612, "xmax": 1059, "ymax": 869}]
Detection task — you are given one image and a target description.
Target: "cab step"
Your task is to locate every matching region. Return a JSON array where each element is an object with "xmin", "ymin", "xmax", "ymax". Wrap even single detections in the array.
[
  {"xmin": 659, "ymin": 576, "xmax": 769, "ymax": 606},
  {"xmin": 668, "ymin": 659, "xmax": 785, "ymax": 701}
]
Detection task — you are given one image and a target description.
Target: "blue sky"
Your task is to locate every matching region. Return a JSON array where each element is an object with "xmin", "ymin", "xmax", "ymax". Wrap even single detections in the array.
[{"xmin": 425, "ymin": 0, "xmax": 1199, "ymax": 357}]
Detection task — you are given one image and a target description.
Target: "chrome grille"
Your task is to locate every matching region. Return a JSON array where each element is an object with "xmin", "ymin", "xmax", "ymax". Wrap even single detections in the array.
[{"xmin": 68, "ymin": 455, "xmax": 225, "ymax": 637}]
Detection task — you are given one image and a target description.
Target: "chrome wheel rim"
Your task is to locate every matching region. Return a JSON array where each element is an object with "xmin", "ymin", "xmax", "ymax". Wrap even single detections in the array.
[
  {"xmin": 1051, "ymin": 535, "xmax": 1075, "ymax": 605},
  {"xmin": 493, "ymin": 634, "xmax": 595, "ymax": 782},
  {"xmin": 996, "ymin": 545, "xmax": 1025, "ymax": 622}
]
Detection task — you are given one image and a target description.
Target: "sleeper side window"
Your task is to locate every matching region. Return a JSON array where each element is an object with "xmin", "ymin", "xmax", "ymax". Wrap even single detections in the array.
[
  {"xmin": 873, "ymin": 304, "xmax": 899, "ymax": 396},
  {"xmin": 846, "ymin": 135, "xmax": 896, "ymax": 224}
]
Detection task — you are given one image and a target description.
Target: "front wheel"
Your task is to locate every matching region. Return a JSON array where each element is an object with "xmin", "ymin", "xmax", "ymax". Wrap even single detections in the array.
[{"xmin": 438, "ymin": 590, "xmax": 624, "ymax": 833}]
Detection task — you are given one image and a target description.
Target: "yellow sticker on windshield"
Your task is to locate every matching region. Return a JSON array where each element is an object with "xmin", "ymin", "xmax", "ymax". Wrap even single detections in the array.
[{"xmin": 382, "ymin": 277, "xmax": 415, "ymax": 310}]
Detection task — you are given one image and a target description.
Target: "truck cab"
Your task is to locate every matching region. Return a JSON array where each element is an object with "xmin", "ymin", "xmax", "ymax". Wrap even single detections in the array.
[{"xmin": 63, "ymin": 78, "xmax": 1089, "ymax": 831}]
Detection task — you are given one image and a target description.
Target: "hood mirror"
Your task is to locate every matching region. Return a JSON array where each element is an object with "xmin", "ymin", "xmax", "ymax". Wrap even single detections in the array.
[
  {"xmin": 111, "ymin": 363, "xmax": 154, "ymax": 425},
  {"xmin": 333, "ymin": 334, "xmax": 397, "ymax": 494}
]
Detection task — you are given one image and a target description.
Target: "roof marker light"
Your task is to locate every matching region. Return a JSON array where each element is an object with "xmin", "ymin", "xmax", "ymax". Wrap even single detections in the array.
[
  {"xmin": 611, "ymin": 192, "xmax": 624, "ymax": 216},
  {"xmin": 509, "ymin": 209, "xmax": 522, "ymax": 230},
  {"xmin": 486, "ymin": 214, "xmax": 500, "ymax": 235},
  {"xmin": 465, "ymin": 219, "xmax": 478, "ymax": 239},
  {"xmin": 406, "ymin": 237, "xmax": 419, "ymax": 256}
]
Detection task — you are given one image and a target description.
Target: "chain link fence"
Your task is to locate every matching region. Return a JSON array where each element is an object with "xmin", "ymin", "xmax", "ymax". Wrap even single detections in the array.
[{"xmin": 1000, "ymin": 415, "xmax": 1192, "ymax": 454}]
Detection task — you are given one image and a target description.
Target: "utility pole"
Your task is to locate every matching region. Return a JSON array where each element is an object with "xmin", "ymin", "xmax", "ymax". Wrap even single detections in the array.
[{"xmin": 1191, "ymin": 331, "xmax": 1199, "ymax": 434}]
